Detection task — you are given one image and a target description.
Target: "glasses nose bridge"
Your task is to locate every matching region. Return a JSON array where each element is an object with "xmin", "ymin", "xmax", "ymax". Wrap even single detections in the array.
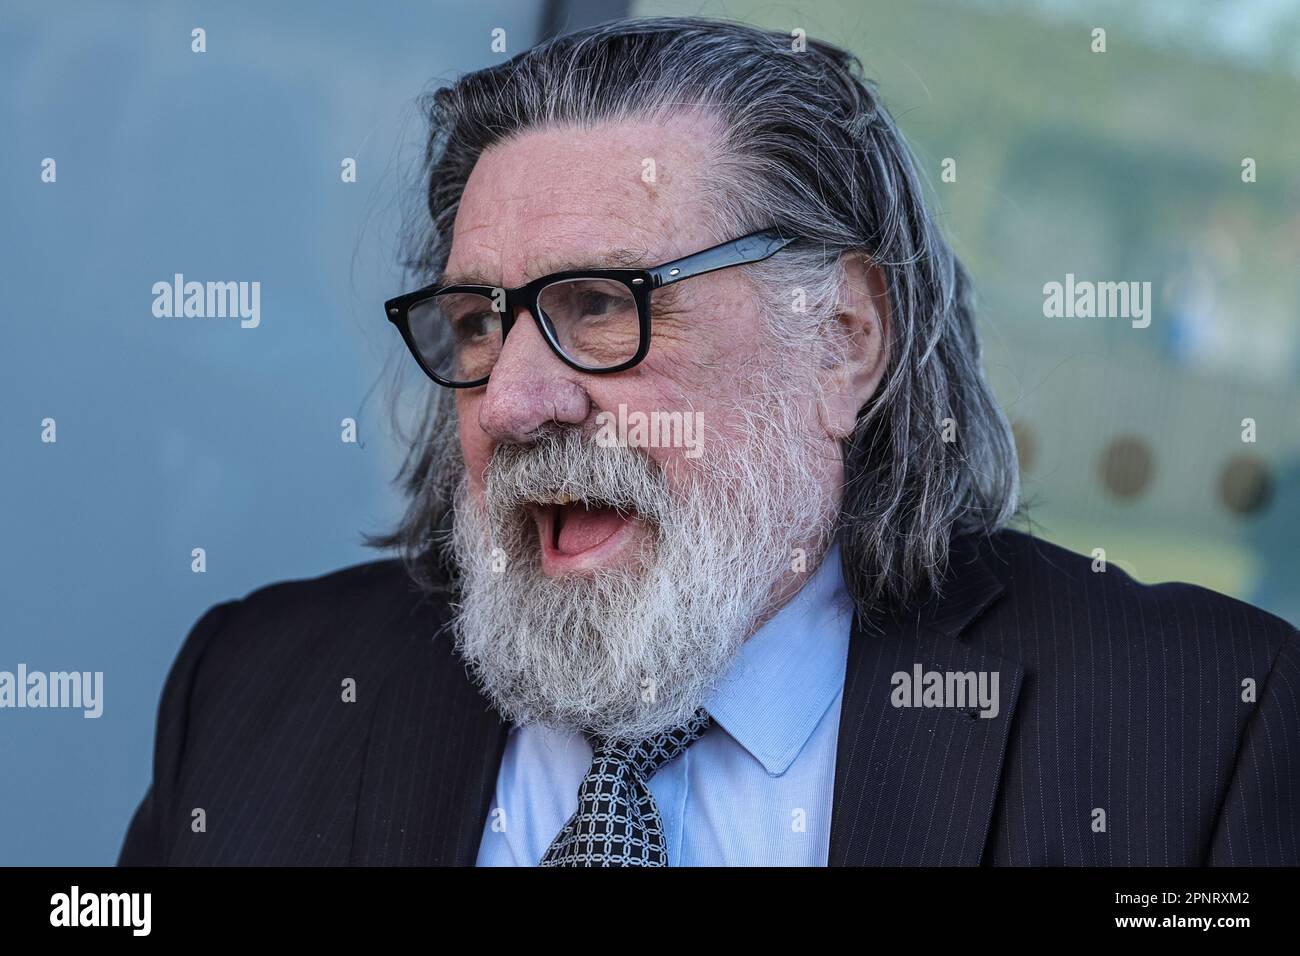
[
  {"xmin": 494, "ymin": 283, "xmax": 561, "ymax": 367},
  {"xmin": 499, "ymin": 284, "xmax": 552, "ymax": 341}
]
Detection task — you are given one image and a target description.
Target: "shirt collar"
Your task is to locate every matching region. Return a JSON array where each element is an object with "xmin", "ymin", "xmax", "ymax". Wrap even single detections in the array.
[{"xmin": 703, "ymin": 538, "xmax": 854, "ymax": 776}]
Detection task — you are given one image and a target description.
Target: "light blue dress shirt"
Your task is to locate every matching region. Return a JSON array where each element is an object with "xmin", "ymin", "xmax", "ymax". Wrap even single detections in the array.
[{"xmin": 475, "ymin": 539, "xmax": 854, "ymax": 866}]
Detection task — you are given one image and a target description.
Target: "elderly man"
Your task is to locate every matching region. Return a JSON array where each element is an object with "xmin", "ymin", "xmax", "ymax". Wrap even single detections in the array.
[{"xmin": 120, "ymin": 17, "xmax": 1298, "ymax": 867}]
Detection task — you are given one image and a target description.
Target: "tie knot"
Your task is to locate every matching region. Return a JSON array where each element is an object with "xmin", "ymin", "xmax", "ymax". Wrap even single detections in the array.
[{"xmin": 591, "ymin": 708, "xmax": 713, "ymax": 780}]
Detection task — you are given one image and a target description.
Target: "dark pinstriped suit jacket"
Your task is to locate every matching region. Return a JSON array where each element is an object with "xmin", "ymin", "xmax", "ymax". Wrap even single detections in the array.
[{"xmin": 118, "ymin": 528, "xmax": 1300, "ymax": 866}]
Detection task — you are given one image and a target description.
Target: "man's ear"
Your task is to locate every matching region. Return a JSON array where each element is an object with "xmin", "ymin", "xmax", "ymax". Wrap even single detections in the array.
[{"xmin": 817, "ymin": 252, "xmax": 891, "ymax": 440}]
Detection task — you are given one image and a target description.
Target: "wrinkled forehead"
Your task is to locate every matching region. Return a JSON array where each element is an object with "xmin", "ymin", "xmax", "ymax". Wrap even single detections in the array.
[{"xmin": 445, "ymin": 112, "xmax": 725, "ymax": 287}]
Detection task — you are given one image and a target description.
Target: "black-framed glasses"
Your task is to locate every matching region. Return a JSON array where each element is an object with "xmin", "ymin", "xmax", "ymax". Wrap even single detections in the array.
[{"xmin": 384, "ymin": 228, "xmax": 794, "ymax": 387}]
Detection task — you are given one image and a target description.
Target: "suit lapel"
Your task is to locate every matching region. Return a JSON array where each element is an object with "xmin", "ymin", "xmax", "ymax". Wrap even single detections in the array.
[
  {"xmin": 828, "ymin": 535, "xmax": 1023, "ymax": 865},
  {"xmin": 350, "ymin": 594, "xmax": 509, "ymax": 866}
]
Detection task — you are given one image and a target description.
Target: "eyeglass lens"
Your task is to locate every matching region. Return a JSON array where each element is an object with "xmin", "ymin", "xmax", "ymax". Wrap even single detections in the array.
[{"xmin": 407, "ymin": 277, "xmax": 641, "ymax": 384}]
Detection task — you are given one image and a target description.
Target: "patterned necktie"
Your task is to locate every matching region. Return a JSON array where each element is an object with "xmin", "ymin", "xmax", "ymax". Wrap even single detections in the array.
[{"xmin": 540, "ymin": 708, "xmax": 713, "ymax": 866}]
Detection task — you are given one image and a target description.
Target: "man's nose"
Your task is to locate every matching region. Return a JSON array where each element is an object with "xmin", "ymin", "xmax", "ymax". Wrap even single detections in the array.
[{"xmin": 476, "ymin": 307, "xmax": 591, "ymax": 443}]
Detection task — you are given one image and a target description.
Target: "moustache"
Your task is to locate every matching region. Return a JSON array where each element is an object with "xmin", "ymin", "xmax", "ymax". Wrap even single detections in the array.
[{"xmin": 483, "ymin": 426, "xmax": 674, "ymax": 529}]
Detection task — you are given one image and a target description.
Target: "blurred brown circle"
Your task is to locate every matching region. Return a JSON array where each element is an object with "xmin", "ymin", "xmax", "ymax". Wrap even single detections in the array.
[
  {"xmin": 1218, "ymin": 454, "xmax": 1274, "ymax": 516},
  {"xmin": 1011, "ymin": 419, "xmax": 1037, "ymax": 475},
  {"xmin": 1099, "ymin": 435, "xmax": 1154, "ymax": 500}
]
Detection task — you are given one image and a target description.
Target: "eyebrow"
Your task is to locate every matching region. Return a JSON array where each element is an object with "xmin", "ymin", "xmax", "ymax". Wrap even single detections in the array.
[{"xmin": 439, "ymin": 247, "xmax": 652, "ymax": 287}]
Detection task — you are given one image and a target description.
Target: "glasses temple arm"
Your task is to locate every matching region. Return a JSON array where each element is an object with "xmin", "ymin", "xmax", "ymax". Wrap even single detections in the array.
[{"xmin": 647, "ymin": 230, "xmax": 794, "ymax": 288}]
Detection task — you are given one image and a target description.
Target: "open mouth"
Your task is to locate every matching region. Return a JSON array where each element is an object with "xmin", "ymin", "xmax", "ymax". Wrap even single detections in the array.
[{"xmin": 526, "ymin": 495, "xmax": 645, "ymax": 573}]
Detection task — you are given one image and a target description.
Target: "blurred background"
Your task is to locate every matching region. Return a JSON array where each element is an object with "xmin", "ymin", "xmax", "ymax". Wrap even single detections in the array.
[{"xmin": 2, "ymin": 0, "xmax": 1297, "ymax": 865}]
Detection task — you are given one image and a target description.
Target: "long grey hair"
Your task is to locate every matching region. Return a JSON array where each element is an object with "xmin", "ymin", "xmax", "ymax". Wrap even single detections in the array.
[{"xmin": 365, "ymin": 16, "xmax": 1020, "ymax": 615}]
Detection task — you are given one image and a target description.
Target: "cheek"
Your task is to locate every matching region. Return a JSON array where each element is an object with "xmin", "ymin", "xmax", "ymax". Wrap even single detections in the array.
[
  {"xmin": 597, "ymin": 376, "xmax": 757, "ymax": 469},
  {"xmin": 654, "ymin": 334, "xmax": 764, "ymax": 405}
]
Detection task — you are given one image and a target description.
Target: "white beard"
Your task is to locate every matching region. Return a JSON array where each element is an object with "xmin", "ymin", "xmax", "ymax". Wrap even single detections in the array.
[{"xmin": 448, "ymin": 393, "xmax": 834, "ymax": 741}]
